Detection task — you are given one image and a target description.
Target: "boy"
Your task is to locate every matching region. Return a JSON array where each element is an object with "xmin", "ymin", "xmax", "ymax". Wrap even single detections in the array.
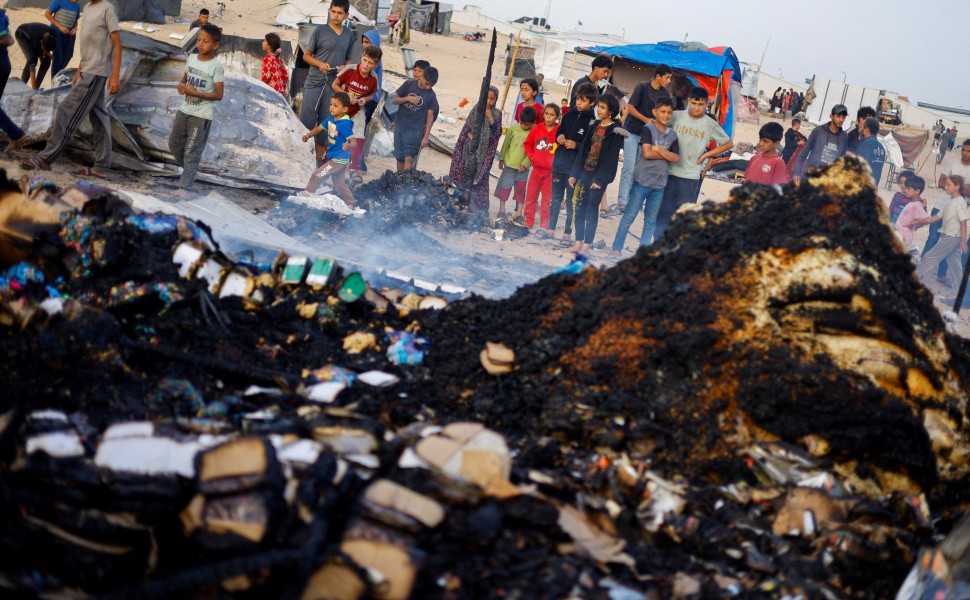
[
  {"xmin": 887, "ymin": 170, "xmax": 915, "ymax": 223},
  {"xmin": 781, "ymin": 118, "xmax": 805, "ymax": 165},
  {"xmin": 22, "ymin": 0, "xmax": 121, "ymax": 176},
  {"xmin": 189, "ymin": 8, "xmax": 210, "ymax": 29},
  {"xmin": 495, "ymin": 105, "xmax": 535, "ymax": 218},
  {"xmin": 411, "ymin": 59, "xmax": 429, "ymax": 82},
  {"xmin": 391, "ymin": 65, "xmax": 439, "ymax": 172},
  {"xmin": 15, "ymin": 22, "xmax": 56, "ymax": 89},
  {"xmin": 44, "ymin": 0, "xmax": 79, "ymax": 77},
  {"xmin": 1, "ymin": 9, "xmax": 28, "ymax": 152},
  {"xmin": 300, "ymin": 0, "xmax": 354, "ymax": 165},
  {"xmin": 895, "ymin": 187, "xmax": 932, "ymax": 262},
  {"xmin": 550, "ymin": 83, "xmax": 596, "ymax": 243},
  {"xmin": 794, "ymin": 104, "xmax": 848, "ymax": 183},
  {"xmin": 302, "ymin": 91, "xmax": 355, "ymax": 206},
  {"xmin": 856, "ymin": 117, "xmax": 886, "ymax": 184},
  {"xmin": 654, "ymin": 86, "xmax": 732, "ymax": 240},
  {"xmin": 744, "ymin": 122, "xmax": 788, "ymax": 186},
  {"xmin": 612, "ymin": 95, "xmax": 679, "ymax": 253},
  {"xmin": 333, "ymin": 43, "xmax": 382, "ymax": 171},
  {"xmin": 560, "ymin": 97, "xmax": 569, "ymax": 116},
  {"xmin": 168, "ymin": 23, "xmax": 224, "ymax": 196}
]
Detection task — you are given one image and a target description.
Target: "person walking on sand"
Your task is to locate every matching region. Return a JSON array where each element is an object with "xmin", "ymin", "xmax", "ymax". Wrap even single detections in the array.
[{"xmin": 22, "ymin": 0, "xmax": 121, "ymax": 177}]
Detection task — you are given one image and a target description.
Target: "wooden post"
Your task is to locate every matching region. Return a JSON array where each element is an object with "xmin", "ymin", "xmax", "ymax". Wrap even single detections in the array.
[
  {"xmin": 565, "ymin": 50, "xmax": 578, "ymax": 102},
  {"xmin": 499, "ymin": 31, "xmax": 522, "ymax": 118}
]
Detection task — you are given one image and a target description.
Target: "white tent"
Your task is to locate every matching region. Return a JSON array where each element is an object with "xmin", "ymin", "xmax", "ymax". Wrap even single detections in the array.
[{"xmin": 276, "ymin": 0, "xmax": 374, "ymax": 27}]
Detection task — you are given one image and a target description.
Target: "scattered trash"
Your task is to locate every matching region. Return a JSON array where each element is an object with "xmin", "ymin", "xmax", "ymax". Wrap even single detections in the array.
[{"xmin": 479, "ymin": 341, "xmax": 514, "ymax": 374}]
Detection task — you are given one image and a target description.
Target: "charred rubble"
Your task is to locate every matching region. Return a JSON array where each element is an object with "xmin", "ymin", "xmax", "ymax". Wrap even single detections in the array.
[{"xmin": 1, "ymin": 157, "xmax": 969, "ymax": 598}]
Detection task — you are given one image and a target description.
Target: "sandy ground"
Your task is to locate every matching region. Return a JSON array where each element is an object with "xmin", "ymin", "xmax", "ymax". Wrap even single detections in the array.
[{"xmin": 3, "ymin": 7, "xmax": 970, "ymax": 331}]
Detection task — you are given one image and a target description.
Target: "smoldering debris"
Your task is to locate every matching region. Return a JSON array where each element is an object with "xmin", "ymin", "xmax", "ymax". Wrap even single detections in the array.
[{"xmin": 2, "ymin": 158, "xmax": 970, "ymax": 598}]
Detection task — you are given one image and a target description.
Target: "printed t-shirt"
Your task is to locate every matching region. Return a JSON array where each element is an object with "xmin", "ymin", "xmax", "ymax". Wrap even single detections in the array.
[
  {"xmin": 261, "ymin": 53, "xmax": 288, "ymax": 95},
  {"xmin": 77, "ymin": 0, "xmax": 119, "ymax": 78},
  {"xmin": 337, "ymin": 65, "xmax": 378, "ymax": 118},
  {"xmin": 324, "ymin": 114, "xmax": 354, "ymax": 163},
  {"xmin": 668, "ymin": 111, "xmax": 730, "ymax": 180},
  {"xmin": 584, "ymin": 124, "xmax": 607, "ymax": 172},
  {"xmin": 393, "ymin": 79, "xmax": 438, "ymax": 131},
  {"xmin": 744, "ymin": 153, "xmax": 789, "ymax": 185},
  {"xmin": 634, "ymin": 123, "xmax": 679, "ymax": 188},
  {"xmin": 179, "ymin": 54, "xmax": 225, "ymax": 120}
]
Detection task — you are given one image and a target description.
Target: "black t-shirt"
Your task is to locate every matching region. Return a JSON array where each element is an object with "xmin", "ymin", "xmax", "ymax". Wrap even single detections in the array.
[{"xmin": 622, "ymin": 81, "xmax": 671, "ymax": 135}]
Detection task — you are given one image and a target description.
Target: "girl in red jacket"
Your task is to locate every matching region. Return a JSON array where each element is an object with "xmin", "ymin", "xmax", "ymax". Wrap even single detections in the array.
[{"xmin": 523, "ymin": 103, "xmax": 560, "ymax": 232}]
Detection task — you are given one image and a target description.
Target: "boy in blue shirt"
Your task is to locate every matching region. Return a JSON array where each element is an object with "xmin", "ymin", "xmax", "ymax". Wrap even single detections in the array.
[
  {"xmin": 44, "ymin": 0, "xmax": 80, "ymax": 77},
  {"xmin": 303, "ymin": 91, "xmax": 355, "ymax": 206},
  {"xmin": 856, "ymin": 117, "xmax": 886, "ymax": 185}
]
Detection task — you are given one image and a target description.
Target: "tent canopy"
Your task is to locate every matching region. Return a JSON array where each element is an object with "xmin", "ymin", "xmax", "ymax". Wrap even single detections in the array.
[{"xmin": 580, "ymin": 42, "xmax": 742, "ymax": 137}]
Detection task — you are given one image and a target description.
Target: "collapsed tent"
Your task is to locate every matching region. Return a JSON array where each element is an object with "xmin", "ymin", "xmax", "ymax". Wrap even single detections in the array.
[
  {"xmin": 5, "ymin": 0, "xmax": 168, "ymax": 23},
  {"xmin": 579, "ymin": 42, "xmax": 743, "ymax": 138}
]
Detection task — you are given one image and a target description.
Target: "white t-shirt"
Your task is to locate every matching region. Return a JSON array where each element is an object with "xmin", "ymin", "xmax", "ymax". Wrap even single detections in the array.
[
  {"xmin": 179, "ymin": 54, "xmax": 225, "ymax": 120},
  {"xmin": 939, "ymin": 195, "xmax": 970, "ymax": 238}
]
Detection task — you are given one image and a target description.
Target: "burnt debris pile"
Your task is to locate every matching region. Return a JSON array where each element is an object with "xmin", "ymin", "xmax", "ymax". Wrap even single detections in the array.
[{"xmin": 2, "ymin": 158, "xmax": 970, "ymax": 598}]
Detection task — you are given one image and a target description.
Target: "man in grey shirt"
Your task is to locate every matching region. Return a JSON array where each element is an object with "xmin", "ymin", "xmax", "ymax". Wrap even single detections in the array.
[{"xmin": 300, "ymin": 0, "xmax": 354, "ymax": 164}]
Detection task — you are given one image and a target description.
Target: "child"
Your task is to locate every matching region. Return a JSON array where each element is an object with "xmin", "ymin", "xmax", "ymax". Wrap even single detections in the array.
[
  {"xmin": 781, "ymin": 118, "xmax": 806, "ymax": 170},
  {"xmin": 744, "ymin": 122, "xmax": 788, "ymax": 185},
  {"xmin": 654, "ymin": 86, "xmax": 732, "ymax": 240},
  {"xmin": 523, "ymin": 102, "xmax": 560, "ymax": 234},
  {"xmin": 917, "ymin": 175, "xmax": 969, "ymax": 301},
  {"xmin": 392, "ymin": 65, "xmax": 438, "ymax": 171},
  {"xmin": 167, "ymin": 23, "xmax": 224, "ymax": 195},
  {"xmin": 550, "ymin": 84, "xmax": 596, "ymax": 244},
  {"xmin": 514, "ymin": 78, "xmax": 542, "ymax": 125},
  {"xmin": 302, "ymin": 91, "xmax": 355, "ymax": 205},
  {"xmin": 261, "ymin": 32, "xmax": 288, "ymax": 96},
  {"xmin": 15, "ymin": 22, "xmax": 57, "ymax": 90},
  {"xmin": 22, "ymin": 0, "xmax": 121, "ymax": 176},
  {"xmin": 189, "ymin": 8, "xmax": 210, "ymax": 29},
  {"xmin": 360, "ymin": 29, "xmax": 383, "ymax": 172},
  {"xmin": 895, "ymin": 190, "xmax": 932, "ymax": 263},
  {"xmin": 611, "ymin": 96, "xmax": 679, "ymax": 253},
  {"xmin": 44, "ymin": 0, "xmax": 80, "ymax": 77},
  {"xmin": 495, "ymin": 105, "xmax": 535, "ymax": 218},
  {"xmin": 887, "ymin": 169, "xmax": 915, "ymax": 223},
  {"xmin": 560, "ymin": 97, "xmax": 569, "ymax": 116},
  {"xmin": 568, "ymin": 94, "xmax": 624, "ymax": 255},
  {"xmin": 411, "ymin": 59, "xmax": 429, "ymax": 82},
  {"xmin": 333, "ymin": 43, "xmax": 382, "ymax": 171}
]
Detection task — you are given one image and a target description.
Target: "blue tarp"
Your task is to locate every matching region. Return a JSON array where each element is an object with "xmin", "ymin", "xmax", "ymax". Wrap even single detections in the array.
[{"xmin": 581, "ymin": 43, "xmax": 742, "ymax": 83}]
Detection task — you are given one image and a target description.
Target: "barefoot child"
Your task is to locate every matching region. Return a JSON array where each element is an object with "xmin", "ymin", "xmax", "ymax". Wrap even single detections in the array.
[
  {"xmin": 523, "ymin": 102, "xmax": 560, "ymax": 233},
  {"xmin": 568, "ymin": 94, "xmax": 624, "ymax": 254},
  {"xmin": 333, "ymin": 43, "xmax": 382, "ymax": 172},
  {"xmin": 495, "ymin": 105, "xmax": 535, "ymax": 218},
  {"xmin": 168, "ymin": 23, "xmax": 224, "ymax": 195},
  {"xmin": 260, "ymin": 32, "xmax": 288, "ymax": 96},
  {"xmin": 302, "ymin": 91, "xmax": 355, "ymax": 205}
]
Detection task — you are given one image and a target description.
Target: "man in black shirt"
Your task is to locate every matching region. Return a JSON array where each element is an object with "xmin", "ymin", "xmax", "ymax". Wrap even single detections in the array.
[{"xmin": 15, "ymin": 23, "xmax": 56, "ymax": 89}]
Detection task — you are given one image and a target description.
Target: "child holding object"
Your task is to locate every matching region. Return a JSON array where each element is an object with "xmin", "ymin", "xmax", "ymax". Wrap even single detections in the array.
[
  {"xmin": 523, "ymin": 102, "xmax": 560, "ymax": 233},
  {"xmin": 495, "ymin": 105, "xmax": 535, "ymax": 218},
  {"xmin": 302, "ymin": 91, "xmax": 355, "ymax": 206},
  {"xmin": 568, "ymin": 94, "xmax": 624, "ymax": 255},
  {"xmin": 168, "ymin": 23, "xmax": 224, "ymax": 196}
]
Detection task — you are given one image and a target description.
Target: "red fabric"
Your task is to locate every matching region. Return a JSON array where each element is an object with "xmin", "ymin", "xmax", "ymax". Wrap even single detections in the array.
[
  {"xmin": 523, "ymin": 123, "xmax": 558, "ymax": 171},
  {"xmin": 349, "ymin": 139, "xmax": 364, "ymax": 171},
  {"xmin": 524, "ymin": 167, "xmax": 553, "ymax": 228},
  {"xmin": 261, "ymin": 54, "xmax": 288, "ymax": 96},
  {"xmin": 745, "ymin": 154, "xmax": 789, "ymax": 185},
  {"xmin": 337, "ymin": 65, "xmax": 378, "ymax": 118},
  {"xmin": 514, "ymin": 101, "xmax": 543, "ymax": 124}
]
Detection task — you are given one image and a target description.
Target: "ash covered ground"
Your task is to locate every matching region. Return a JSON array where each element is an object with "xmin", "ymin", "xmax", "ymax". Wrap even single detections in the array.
[{"xmin": 1, "ymin": 158, "xmax": 969, "ymax": 598}]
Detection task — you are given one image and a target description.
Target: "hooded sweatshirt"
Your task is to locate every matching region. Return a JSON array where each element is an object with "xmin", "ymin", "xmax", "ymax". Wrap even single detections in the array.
[
  {"xmin": 795, "ymin": 121, "xmax": 847, "ymax": 176},
  {"xmin": 524, "ymin": 122, "xmax": 558, "ymax": 171},
  {"xmin": 570, "ymin": 119, "xmax": 624, "ymax": 188},
  {"xmin": 362, "ymin": 29, "xmax": 383, "ymax": 96}
]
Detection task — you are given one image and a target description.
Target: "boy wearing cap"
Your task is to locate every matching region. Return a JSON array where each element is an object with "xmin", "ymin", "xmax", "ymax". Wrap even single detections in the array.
[
  {"xmin": 794, "ymin": 104, "xmax": 848, "ymax": 183},
  {"xmin": 392, "ymin": 65, "xmax": 439, "ymax": 171}
]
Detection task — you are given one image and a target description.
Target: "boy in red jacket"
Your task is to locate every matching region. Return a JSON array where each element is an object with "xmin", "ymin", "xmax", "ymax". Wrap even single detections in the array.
[{"xmin": 523, "ymin": 103, "xmax": 560, "ymax": 232}]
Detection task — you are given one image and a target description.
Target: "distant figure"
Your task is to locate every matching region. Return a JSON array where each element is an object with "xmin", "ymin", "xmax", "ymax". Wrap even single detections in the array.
[
  {"xmin": 359, "ymin": 29, "xmax": 383, "ymax": 173},
  {"xmin": 15, "ymin": 23, "xmax": 56, "ymax": 89},
  {"xmin": 44, "ymin": 0, "xmax": 79, "ymax": 77},
  {"xmin": 260, "ymin": 32, "xmax": 288, "ymax": 96},
  {"xmin": 794, "ymin": 104, "xmax": 848, "ymax": 183},
  {"xmin": 781, "ymin": 118, "xmax": 806, "ymax": 169},
  {"xmin": 856, "ymin": 117, "xmax": 886, "ymax": 184},
  {"xmin": 535, "ymin": 72, "xmax": 545, "ymax": 105},
  {"xmin": 917, "ymin": 174, "xmax": 969, "ymax": 303},
  {"xmin": 189, "ymin": 8, "xmax": 210, "ymax": 30},
  {"xmin": 933, "ymin": 119, "xmax": 945, "ymax": 149},
  {"xmin": 770, "ymin": 87, "xmax": 781, "ymax": 113},
  {"xmin": 560, "ymin": 97, "xmax": 568, "ymax": 116},
  {"xmin": 846, "ymin": 106, "xmax": 876, "ymax": 153}
]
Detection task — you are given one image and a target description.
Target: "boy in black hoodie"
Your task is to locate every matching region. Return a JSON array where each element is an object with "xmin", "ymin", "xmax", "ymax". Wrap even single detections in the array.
[
  {"xmin": 568, "ymin": 93, "xmax": 624, "ymax": 254},
  {"xmin": 549, "ymin": 83, "xmax": 596, "ymax": 245}
]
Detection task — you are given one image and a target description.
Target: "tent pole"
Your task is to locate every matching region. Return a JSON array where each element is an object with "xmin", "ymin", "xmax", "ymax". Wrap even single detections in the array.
[
  {"xmin": 565, "ymin": 50, "xmax": 577, "ymax": 101},
  {"xmin": 499, "ymin": 32, "xmax": 522, "ymax": 118}
]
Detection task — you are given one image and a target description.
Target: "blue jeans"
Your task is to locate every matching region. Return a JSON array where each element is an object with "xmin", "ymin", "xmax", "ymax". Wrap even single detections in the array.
[
  {"xmin": 0, "ymin": 52, "xmax": 25, "ymax": 141},
  {"xmin": 574, "ymin": 171, "xmax": 606, "ymax": 244},
  {"xmin": 612, "ymin": 182, "xmax": 664, "ymax": 250},
  {"xmin": 549, "ymin": 170, "xmax": 575, "ymax": 233},
  {"xmin": 654, "ymin": 175, "xmax": 700, "ymax": 241},
  {"xmin": 615, "ymin": 133, "xmax": 641, "ymax": 207},
  {"xmin": 51, "ymin": 29, "xmax": 75, "ymax": 78}
]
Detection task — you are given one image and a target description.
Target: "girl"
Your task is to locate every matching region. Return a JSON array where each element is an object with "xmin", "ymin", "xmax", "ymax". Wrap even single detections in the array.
[
  {"xmin": 568, "ymin": 94, "xmax": 624, "ymax": 255},
  {"xmin": 917, "ymin": 175, "xmax": 969, "ymax": 299},
  {"xmin": 523, "ymin": 102, "xmax": 560, "ymax": 232},
  {"xmin": 261, "ymin": 33, "xmax": 288, "ymax": 96},
  {"xmin": 514, "ymin": 78, "xmax": 541, "ymax": 124},
  {"xmin": 448, "ymin": 86, "xmax": 502, "ymax": 211}
]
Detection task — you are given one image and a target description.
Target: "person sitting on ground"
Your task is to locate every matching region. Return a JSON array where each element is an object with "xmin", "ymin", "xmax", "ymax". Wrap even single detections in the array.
[
  {"xmin": 168, "ymin": 23, "xmax": 224, "ymax": 196},
  {"xmin": 190, "ymin": 8, "xmax": 210, "ymax": 30},
  {"xmin": 611, "ymin": 95, "xmax": 679, "ymax": 254},
  {"xmin": 495, "ymin": 104, "xmax": 535, "ymax": 219},
  {"xmin": 22, "ymin": 0, "xmax": 121, "ymax": 177},
  {"xmin": 333, "ymin": 42, "xmax": 381, "ymax": 172},
  {"xmin": 391, "ymin": 65, "xmax": 438, "ymax": 171},
  {"xmin": 302, "ymin": 91, "xmax": 355, "ymax": 205},
  {"xmin": 514, "ymin": 78, "xmax": 542, "ymax": 125},
  {"xmin": 917, "ymin": 174, "xmax": 969, "ymax": 302},
  {"xmin": 260, "ymin": 32, "xmax": 288, "ymax": 96},
  {"xmin": 887, "ymin": 169, "xmax": 916, "ymax": 223},
  {"xmin": 895, "ymin": 185, "xmax": 933, "ymax": 263},
  {"xmin": 15, "ymin": 23, "xmax": 56, "ymax": 89},
  {"xmin": 856, "ymin": 117, "xmax": 886, "ymax": 184},
  {"xmin": 846, "ymin": 106, "xmax": 876, "ymax": 153},
  {"xmin": 744, "ymin": 121, "xmax": 788, "ymax": 186},
  {"xmin": 523, "ymin": 102, "xmax": 560, "ymax": 233}
]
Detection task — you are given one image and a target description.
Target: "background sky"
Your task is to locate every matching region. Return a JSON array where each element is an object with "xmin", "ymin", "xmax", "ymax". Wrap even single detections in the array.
[{"xmin": 472, "ymin": 0, "xmax": 967, "ymax": 109}]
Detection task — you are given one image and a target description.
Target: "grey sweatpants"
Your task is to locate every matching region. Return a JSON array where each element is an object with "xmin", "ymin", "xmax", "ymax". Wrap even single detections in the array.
[
  {"xmin": 168, "ymin": 111, "xmax": 211, "ymax": 189},
  {"xmin": 917, "ymin": 233, "xmax": 963, "ymax": 291},
  {"xmin": 40, "ymin": 73, "xmax": 111, "ymax": 169}
]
